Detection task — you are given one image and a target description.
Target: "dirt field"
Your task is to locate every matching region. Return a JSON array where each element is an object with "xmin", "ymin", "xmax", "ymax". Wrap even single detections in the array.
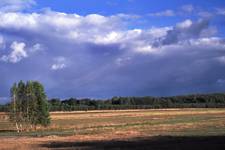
[{"xmin": 1, "ymin": 108, "xmax": 225, "ymax": 149}]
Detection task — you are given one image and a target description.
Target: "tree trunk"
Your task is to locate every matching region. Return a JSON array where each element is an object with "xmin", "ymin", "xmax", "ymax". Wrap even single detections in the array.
[
  {"xmin": 20, "ymin": 123, "xmax": 23, "ymax": 132},
  {"xmin": 15, "ymin": 122, "xmax": 19, "ymax": 133},
  {"xmin": 30, "ymin": 124, "xmax": 33, "ymax": 131}
]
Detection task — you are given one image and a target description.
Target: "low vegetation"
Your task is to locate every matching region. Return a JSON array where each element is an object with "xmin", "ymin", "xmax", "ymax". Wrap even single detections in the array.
[
  {"xmin": 1, "ymin": 81, "xmax": 225, "ymax": 149},
  {"xmin": 0, "ymin": 109, "xmax": 225, "ymax": 149}
]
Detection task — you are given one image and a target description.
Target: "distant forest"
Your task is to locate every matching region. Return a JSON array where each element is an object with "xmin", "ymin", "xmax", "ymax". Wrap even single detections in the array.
[{"xmin": 1, "ymin": 92, "xmax": 225, "ymax": 112}]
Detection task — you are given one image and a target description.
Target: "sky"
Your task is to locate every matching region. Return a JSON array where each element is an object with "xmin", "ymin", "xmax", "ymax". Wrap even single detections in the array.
[{"xmin": 0, "ymin": 0, "xmax": 225, "ymax": 103}]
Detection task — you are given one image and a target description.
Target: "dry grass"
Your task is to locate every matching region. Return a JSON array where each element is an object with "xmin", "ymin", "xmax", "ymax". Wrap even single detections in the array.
[{"xmin": 0, "ymin": 108, "xmax": 225, "ymax": 149}]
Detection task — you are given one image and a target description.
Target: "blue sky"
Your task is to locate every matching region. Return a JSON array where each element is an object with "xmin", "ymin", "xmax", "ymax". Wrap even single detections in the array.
[
  {"xmin": 0, "ymin": 0, "xmax": 225, "ymax": 103},
  {"xmin": 35, "ymin": 0, "xmax": 225, "ymax": 33},
  {"xmin": 35, "ymin": 0, "xmax": 224, "ymax": 14}
]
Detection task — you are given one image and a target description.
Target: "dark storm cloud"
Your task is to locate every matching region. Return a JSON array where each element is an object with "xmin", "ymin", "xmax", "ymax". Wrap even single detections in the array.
[
  {"xmin": 0, "ymin": 10, "xmax": 225, "ymax": 103},
  {"xmin": 154, "ymin": 19, "xmax": 211, "ymax": 46}
]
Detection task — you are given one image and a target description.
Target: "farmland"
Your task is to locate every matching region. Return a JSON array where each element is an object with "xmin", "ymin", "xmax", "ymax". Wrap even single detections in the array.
[{"xmin": 1, "ymin": 108, "xmax": 225, "ymax": 149}]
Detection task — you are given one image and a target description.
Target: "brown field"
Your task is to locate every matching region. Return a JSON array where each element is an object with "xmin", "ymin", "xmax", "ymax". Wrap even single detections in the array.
[{"xmin": 0, "ymin": 108, "xmax": 225, "ymax": 149}]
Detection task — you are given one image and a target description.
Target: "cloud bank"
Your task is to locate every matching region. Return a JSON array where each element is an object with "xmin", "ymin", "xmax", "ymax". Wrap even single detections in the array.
[
  {"xmin": 0, "ymin": 6, "xmax": 225, "ymax": 102},
  {"xmin": 0, "ymin": 0, "xmax": 35, "ymax": 12}
]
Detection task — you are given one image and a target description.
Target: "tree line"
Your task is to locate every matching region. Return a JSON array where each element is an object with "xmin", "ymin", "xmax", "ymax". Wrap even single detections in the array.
[
  {"xmin": 1, "ymin": 82, "xmax": 225, "ymax": 113},
  {"xmin": 47, "ymin": 93, "xmax": 225, "ymax": 111}
]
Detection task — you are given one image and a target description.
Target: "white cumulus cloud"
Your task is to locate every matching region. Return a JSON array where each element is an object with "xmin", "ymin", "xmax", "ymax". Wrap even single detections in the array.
[
  {"xmin": 0, "ymin": 9, "xmax": 224, "ymax": 99},
  {"xmin": 176, "ymin": 19, "xmax": 192, "ymax": 28},
  {"xmin": 51, "ymin": 57, "xmax": 67, "ymax": 70},
  {"xmin": 216, "ymin": 8, "xmax": 225, "ymax": 15},
  {"xmin": 1, "ymin": 41, "xmax": 27, "ymax": 63},
  {"xmin": 0, "ymin": 0, "xmax": 36, "ymax": 12},
  {"xmin": 0, "ymin": 41, "xmax": 42, "ymax": 63},
  {"xmin": 181, "ymin": 4, "xmax": 194, "ymax": 13},
  {"xmin": 149, "ymin": 10, "xmax": 175, "ymax": 17}
]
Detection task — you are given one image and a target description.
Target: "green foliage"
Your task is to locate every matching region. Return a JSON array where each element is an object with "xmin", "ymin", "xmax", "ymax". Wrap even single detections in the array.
[
  {"xmin": 8, "ymin": 81, "xmax": 50, "ymax": 132},
  {"xmin": 2, "ymin": 84, "xmax": 225, "ymax": 113},
  {"xmin": 48, "ymin": 93, "xmax": 225, "ymax": 111}
]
